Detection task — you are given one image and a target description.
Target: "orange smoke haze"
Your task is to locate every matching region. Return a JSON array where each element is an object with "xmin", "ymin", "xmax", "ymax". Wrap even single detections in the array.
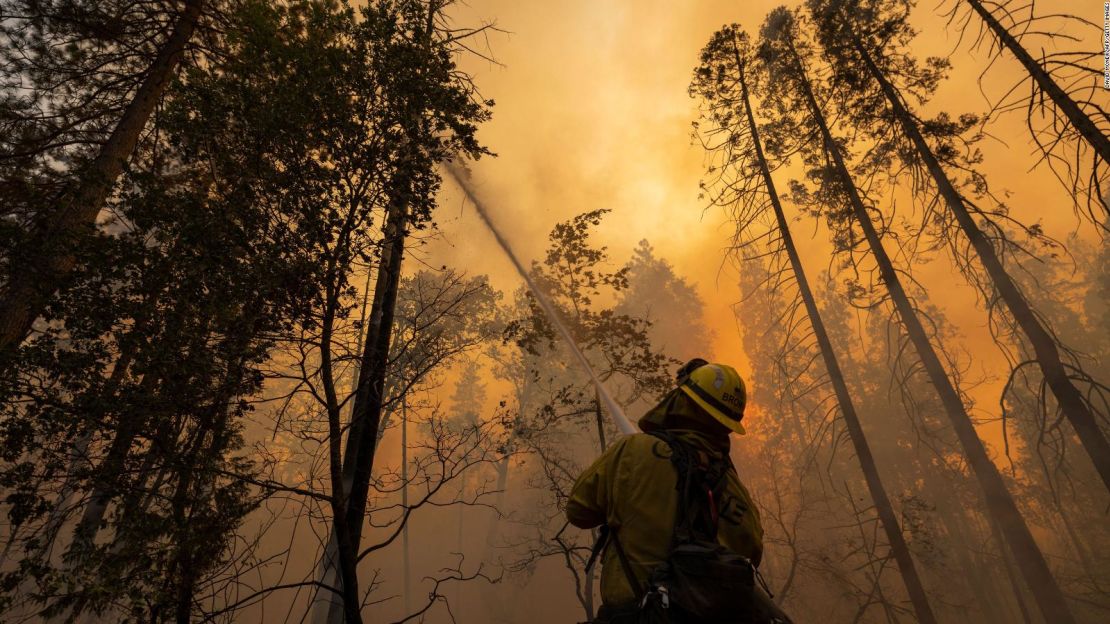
[
  {"xmin": 421, "ymin": 0, "xmax": 1103, "ymax": 440},
  {"xmin": 342, "ymin": 2, "xmax": 1107, "ymax": 621}
]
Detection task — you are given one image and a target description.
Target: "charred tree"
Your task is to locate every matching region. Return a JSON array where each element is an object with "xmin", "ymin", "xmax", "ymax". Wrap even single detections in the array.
[
  {"xmin": 693, "ymin": 25, "xmax": 938, "ymax": 624},
  {"xmin": 961, "ymin": 0, "xmax": 1110, "ymax": 166},
  {"xmin": 758, "ymin": 7, "xmax": 1076, "ymax": 622},
  {"xmin": 810, "ymin": 0, "xmax": 1110, "ymax": 494}
]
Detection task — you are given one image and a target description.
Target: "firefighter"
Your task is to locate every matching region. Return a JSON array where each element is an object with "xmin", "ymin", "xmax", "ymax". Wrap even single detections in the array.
[{"xmin": 566, "ymin": 359, "xmax": 768, "ymax": 623}]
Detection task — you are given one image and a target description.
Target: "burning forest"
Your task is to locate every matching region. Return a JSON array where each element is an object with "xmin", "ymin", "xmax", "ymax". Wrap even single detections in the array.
[{"xmin": 0, "ymin": 0, "xmax": 1107, "ymax": 622}]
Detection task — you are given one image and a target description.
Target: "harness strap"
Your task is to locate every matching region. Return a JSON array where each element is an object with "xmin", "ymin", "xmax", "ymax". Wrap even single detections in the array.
[
  {"xmin": 585, "ymin": 524, "xmax": 645, "ymax": 601},
  {"xmin": 608, "ymin": 526, "xmax": 645, "ymax": 599},
  {"xmin": 584, "ymin": 525, "xmax": 610, "ymax": 575},
  {"xmin": 648, "ymin": 430, "xmax": 727, "ymax": 541}
]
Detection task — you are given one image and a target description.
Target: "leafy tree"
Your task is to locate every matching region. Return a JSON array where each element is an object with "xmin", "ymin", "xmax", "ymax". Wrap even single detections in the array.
[
  {"xmin": 0, "ymin": 0, "xmax": 332, "ymax": 614},
  {"xmin": 262, "ymin": 3, "xmax": 492, "ymax": 621},
  {"xmin": 0, "ymin": 1, "xmax": 497, "ymax": 621},
  {"xmin": 451, "ymin": 361, "xmax": 488, "ymax": 429},
  {"xmin": 616, "ymin": 240, "xmax": 711, "ymax": 364},
  {"xmin": 499, "ymin": 210, "xmax": 677, "ymax": 621},
  {"xmin": 0, "ymin": 0, "xmax": 212, "ymax": 352}
]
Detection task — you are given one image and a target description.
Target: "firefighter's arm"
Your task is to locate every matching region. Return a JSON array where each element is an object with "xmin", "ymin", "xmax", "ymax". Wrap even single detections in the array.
[{"xmin": 565, "ymin": 436, "xmax": 631, "ymax": 529}]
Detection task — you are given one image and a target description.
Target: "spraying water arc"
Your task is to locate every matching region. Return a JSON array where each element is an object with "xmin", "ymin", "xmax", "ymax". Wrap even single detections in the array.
[{"xmin": 443, "ymin": 160, "xmax": 637, "ymax": 437}]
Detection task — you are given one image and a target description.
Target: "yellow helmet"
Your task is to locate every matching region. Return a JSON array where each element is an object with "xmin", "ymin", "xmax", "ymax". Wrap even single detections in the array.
[{"xmin": 679, "ymin": 362, "xmax": 747, "ymax": 434}]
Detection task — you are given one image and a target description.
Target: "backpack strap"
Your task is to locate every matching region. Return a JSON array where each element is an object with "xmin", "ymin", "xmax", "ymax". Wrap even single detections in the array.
[
  {"xmin": 581, "ymin": 521, "xmax": 643, "ymax": 599},
  {"xmin": 647, "ymin": 431, "xmax": 729, "ymax": 545},
  {"xmin": 588, "ymin": 524, "xmax": 645, "ymax": 601},
  {"xmin": 584, "ymin": 525, "xmax": 609, "ymax": 575},
  {"xmin": 608, "ymin": 527, "xmax": 645, "ymax": 599}
]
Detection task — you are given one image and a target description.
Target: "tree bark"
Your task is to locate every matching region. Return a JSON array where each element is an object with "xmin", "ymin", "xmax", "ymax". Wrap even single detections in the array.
[
  {"xmin": 782, "ymin": 35, "xmax": 1077, "ymax": 624},
  {"xmin": 964, "ymin": 0, "xmax": 1110, "ymax": 166},
  {"xmin": 0, "ymin": 0, "xmax": 205, "ymax": 353},
  {"xmin": 314, "ymin": 232, "xmax": 371, "ymax": 624},
  {"xmin": 401, "ymin": 397, "xmax": 412, "ymax": 617},
  {"xmin": 854, "ymin": 41, "xmax": 1110, "ymax": 493},
  {"xmin": 69, "ymin": 368, "xmax": 161, "ymax": 551},
  {"xmin": 41, "ymin": 342, "xmax": 136, "ymax": 560},
  {"xmin": 320, "ymin": 200, "xmax": 408, "ymax": 624},
  {"xmin": 731, "ymin": 37, "xmax": 938, "ymax": 624},
  {"xmin": 347, "ymin": 205, "xmax": 407, "ymax": 528},
  {"xmin": 986, "ymin": 511, "xmax": 1034, "ymax": 624}
]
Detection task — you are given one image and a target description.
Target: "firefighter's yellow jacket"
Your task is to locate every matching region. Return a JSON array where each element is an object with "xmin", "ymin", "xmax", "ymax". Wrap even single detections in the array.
[{"xmin": 566, "ymin": 390, "xmax": 763, "ymax": 609}]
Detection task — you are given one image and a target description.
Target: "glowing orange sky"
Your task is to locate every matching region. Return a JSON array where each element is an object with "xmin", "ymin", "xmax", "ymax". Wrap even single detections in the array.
[{"xmin": 420, "ymin": 0, "xmax": 1105, "ymax": 444}]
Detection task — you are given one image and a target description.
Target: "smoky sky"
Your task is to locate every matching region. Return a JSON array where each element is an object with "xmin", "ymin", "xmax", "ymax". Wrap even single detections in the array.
[{"xmin": 425, "ymin": 0, "xmax": 1103, "ymax": 443}]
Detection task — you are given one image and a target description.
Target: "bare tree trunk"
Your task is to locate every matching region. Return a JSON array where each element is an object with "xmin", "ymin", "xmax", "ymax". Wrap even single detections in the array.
[
  {"xmin": 963, "ymin": 0, "xmax": 1110, "ymax": 165},
  {"xmin": 342, "ymin": 199, "xmax": 407, "ymax": 601},
  {"xmin": 321, "ymin": 200, "xmax": 408, "ymax": 624},
  {"xmin": 731, "ymin": 37, "xmax": 938, "ymax": 624},
  {"xmin": 784, "ymin": 37, "xmax": 1077, "ymax": 624},
  {"xmin": 855, "ymin": 41, "xmax": 1110, "ymax": 493},
  {"xmin": 401, "ymin": 396, "xmax": 412, "ymax": 617},
  {"xmin": 320, "ymin": 280, "xmax": 367, "ymax": 624},
  {"xmin": 310, "ymin": 265, "xmax": 375, "ymax": 622},
  {"xmin": 986, "ymin": 511, "xmax": 1035, "ymax": 624},
  {"xmin": 0, "ymin": 0, "xmax": 205, "ymax": 352},
  {"xmin": 69, "ymin": 368, "xmax": 161, "ymax": 551},
  {"xmin": 41, "ymin": 343, "xmax": 136, "ymax": 560},
  {"xmin": 593, "ymin": 391, "xmax": 607, "ymax": 451}
]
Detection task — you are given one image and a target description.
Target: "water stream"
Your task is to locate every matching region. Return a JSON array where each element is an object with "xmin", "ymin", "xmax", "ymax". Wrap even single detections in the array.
[{"xmin": 443, "ymin": 161, "xmax": 637, "ymax": 436}]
